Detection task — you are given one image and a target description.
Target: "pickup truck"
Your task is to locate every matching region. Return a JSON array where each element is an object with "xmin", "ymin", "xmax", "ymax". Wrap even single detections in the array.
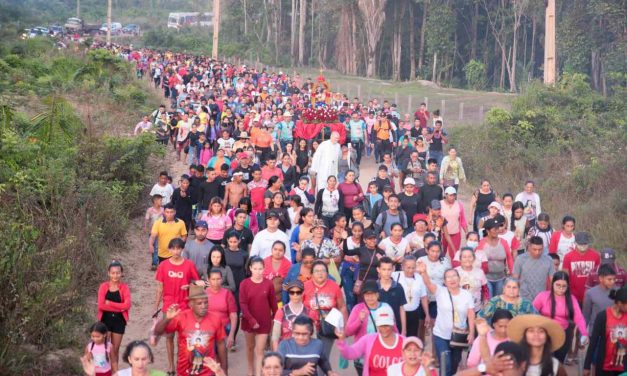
[{"xmin": 64, "ymin": 17, "xmax": 100, "ymax": 35}]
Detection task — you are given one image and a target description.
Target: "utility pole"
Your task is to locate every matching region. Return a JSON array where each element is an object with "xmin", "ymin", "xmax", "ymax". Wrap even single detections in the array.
[
  {"xmin": 212, "ymin": 0, "xmax": 221, "ymax": 59},
  {"xmin": 77, "ymin": 0, "xmax": 80, "ymax": 18},
  {"xmin": 106, "ymin": 0, "xmax": 112, "ymax": 46},
  {"xmin": 543, "ymin": 0, "xmax": 556, "ymax": 85}
]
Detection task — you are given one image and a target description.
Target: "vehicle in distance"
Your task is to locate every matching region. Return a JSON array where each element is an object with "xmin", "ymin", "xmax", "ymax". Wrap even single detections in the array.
[
  {"xmin": 122, "ymin": 24, "xmax": 141, "ymax": 35},
  {"xmin": 64, "ymin": 18, "xmax": 100, "ymax": 35},
  {"xmin": 167, "ymin": 12, "xmax": 213, "ymax": 29},
  {"xmin": 100, "ymin": 22, "xmax": 123, "ymax": 35},
  {"xmin": 49, "ymin": 25, "xmax": 65, "ymax": 36}
]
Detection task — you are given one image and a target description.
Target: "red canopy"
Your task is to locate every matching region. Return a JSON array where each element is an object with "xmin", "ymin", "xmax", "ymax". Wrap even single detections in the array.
[{"xmin": 294, "ymin": 120, "xmax": 347, "ymax": 144}]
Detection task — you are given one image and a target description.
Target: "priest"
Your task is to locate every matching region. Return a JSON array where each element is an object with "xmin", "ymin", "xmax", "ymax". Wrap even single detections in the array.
[{"xmin": 310, "ymin": 131, "xmax": 342, "ymax": 192}]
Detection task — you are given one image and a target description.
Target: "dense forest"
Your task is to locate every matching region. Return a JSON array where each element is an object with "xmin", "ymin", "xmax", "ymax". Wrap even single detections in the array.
[{"xmin": 1, "ymin": 0, "xmax": 625, "ymax": 92}]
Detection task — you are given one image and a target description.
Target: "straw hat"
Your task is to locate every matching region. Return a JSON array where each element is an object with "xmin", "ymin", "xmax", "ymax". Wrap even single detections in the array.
[
  {"xmin": 507, "ymin": 314, "xmax": 565, "ymax": 352},
  {"xmin": 188, "ymin": 285, "xmax": 207, "ymax": 300},
  {"xmin": 310, "ymin": 219, "xmax": 327, "ymax": 232}
]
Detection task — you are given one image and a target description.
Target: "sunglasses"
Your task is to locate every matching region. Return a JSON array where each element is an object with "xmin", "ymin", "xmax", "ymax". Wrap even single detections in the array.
[{"xmin": 288, "ymin": 290, "xmax": 303, "ymax": 295}]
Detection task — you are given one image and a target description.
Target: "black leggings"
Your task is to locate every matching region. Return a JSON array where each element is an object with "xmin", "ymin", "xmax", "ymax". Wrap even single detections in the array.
[
  {"xmin": 406, "ymin": 309, "xmax": 420, "ymax": 337},
  {"xmin": 553, "ymin": 324, "xmax": 575, "ymax": 363}
]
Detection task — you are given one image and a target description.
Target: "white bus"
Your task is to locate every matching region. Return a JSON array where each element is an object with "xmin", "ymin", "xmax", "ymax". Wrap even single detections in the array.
[{"xmin": 167, "ymin": 12, "xmax": 213, "ymax": 29}]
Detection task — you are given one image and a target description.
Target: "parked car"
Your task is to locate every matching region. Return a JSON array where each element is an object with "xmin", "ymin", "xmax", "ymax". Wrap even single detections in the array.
[
  {"xmin": 122, "ymin": 24, "xmax": 141, "ymax": 35},
  {"xmin": 64, "ymin": 18, "xmax": 100, "ymax": 35},
  {"xmin": 49, "ymin": 25, "xmax": 65, "ymax": 36},
  {"xmin": 100, "ymin": 22, "xmax": 122, "ymax": 35},
  {"xmin": 26, "ymin": 27, "xmax": 50, "ymax": 38}
]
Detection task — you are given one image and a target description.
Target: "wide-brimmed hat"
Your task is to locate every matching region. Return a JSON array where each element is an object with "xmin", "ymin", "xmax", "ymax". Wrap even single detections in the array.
[
  {"xmin": 310, "ymin": 219, "xmax": 327, "ymax": 231},
  {"xmin": 188, "ymin": 285, "xmax": 207, "ymax": 300},
  {"xmin": 507, "ymin": 314, "xmax": 565, "ymax": 352},
  {"xmin": 239, "ymin": 132, "xmax": 250, "ymax": 139}
]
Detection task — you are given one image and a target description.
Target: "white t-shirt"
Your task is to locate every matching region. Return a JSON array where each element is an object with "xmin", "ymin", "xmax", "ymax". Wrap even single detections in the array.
[
  {"xmin": 379, "ymin": 237, "xmax": 409, "ymax": 260},
  {"xmin": 250, "ymin": 229, "xmax": 291, "ymax": 262},
  {"xmin": 455, "ymin": 266, "xmax": 487, "ymax": 311},
  {"xmin": 404, "ymin": 232, "xmax": 425, "ymax": 250},
  {"xmin": 387, "ymin": 362, "xmax": 431, "ymax": 376},
  {"xmin": 149, "ymin": 183, "xmax": 174, "ymax": 205},
  {"xmin": 453, "ymin": 249, "xmax": 488, "ymax": 270},
  {"xmin": 392, "ymin": 271, "xmax": 428, "ymax": 312},
  {"xmin": 433, "ymin": 285, "xmax": 474, "ymax": 340},
  {"xmin": 557, "ymin": 233, "xmax": 575, "ymax": 264},
  {"xmin": 417, "ymin": 256, "xmax": 451, "ymax": 302}
]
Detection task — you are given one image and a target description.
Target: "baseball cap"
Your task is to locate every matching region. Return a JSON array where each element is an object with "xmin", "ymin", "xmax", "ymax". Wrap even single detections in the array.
[
  {"xmin": 284, "ymin": 280, "xmax": 304, "ymax": 291},
  {"xmin": 364, "ymin": 229, "xmax": 378, "ymax": 239},
  {"xmin": 488, "ymin": 201, "xmax": 502, "ymax": 211},
  {"xmin": 383, "ymin": 185, "xmax": 393, "ymax": 192},
  {"xmin": 238, "ymin": 152, "xmax": 249, "ymax": 159},
  {"xmin": 430, "ymin": 199, "xmax": 442, "ymax": 210},
  {"xmin": 412, "ymin": 213, "xmax": 428, "ymax": 225},
  {"xmin": 195, "ymin": 220, "xmax": 208, "ymax": 229},
  {"xmin": 575, "ymin": 232, "xmax": 591, "ymax": 245},
  {"xmin": 403, "ymin": 336, "xmax": 424, "ymax": 350},
  {"xmin": 232, "ymin": 171, "xmax": 244, "ymax": 176},
  {"xmin": 361, "ymin": 280, "xmax": 379, "ymax": 294},
  {"xmin": 265, "ymin": 211, "xmax": 280, "ymax": 220},
  {"xmin": 444, "ymin": 186, "xmax": 457, "ymax": 195},
  {"xmin": 374, "ymin": 305, "xmax": 396, "ymax": 327},
  {"xmin": 600, "ymin": 248, "xmax": 616, "ymax": 264},
  {"xmin": 404, "ymin": 177, "xmax": 416, "ymax": 186},
  {"xmin": 483, "ymin": 217, "xmax": 501, "ymax": 230}
]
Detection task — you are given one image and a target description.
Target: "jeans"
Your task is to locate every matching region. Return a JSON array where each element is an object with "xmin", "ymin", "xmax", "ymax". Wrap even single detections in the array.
[
  {"xmin": 318, "ymin": 336, "xmax": 335, "ymax": 376},
  {"xmin": 351, "ymin": 140, "xmax": 364, "ymax": 166},
  {"xmin": 487, "ymin": 278, "xmax": 505, "ymax": 298},
  {"xmin": 340, "ymin": 262, "xmax": 357, "ymax": 312},
  {"xmin": 430, "ymin": 150, "xmax": 444, "ymax": 167},
  {"xmin": 151, "ymin": 237, "xmax": 159, "ymax": 266},
  {"xmin": 433, "ymin": 335, "xmax": 463, "ymax": 376}
]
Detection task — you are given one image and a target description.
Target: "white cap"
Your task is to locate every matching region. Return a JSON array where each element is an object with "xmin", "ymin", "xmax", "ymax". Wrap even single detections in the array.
[
  {"xmin": 403, "ymin": 177, "xmax": 416, "ymax": 186},
  {"xmin": 374, "ymin": 305, "xmax": 396, "ymax": 327},
  {"xmin": 283, "ymin": 111, "xmax": 292, "ymax": 117},
  {"xmin": 488, "ymin": 201, "xmax": 502, "ymax": 211},
  {"xmin": 444, "ymin": 186, "xmax": 457, "ymax": 195}
]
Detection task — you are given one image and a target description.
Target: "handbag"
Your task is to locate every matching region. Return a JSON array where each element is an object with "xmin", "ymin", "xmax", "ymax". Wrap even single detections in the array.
[
  {"xmin": 314, "ymin": 291, "xmax": 337, "ymax": 339},
  {"xmin": 448, "ymin": 290, "xmax": 470, "ymax": 348},
  {"xmin": 352, "ymin": 250, "xmax": 376, "ymax": 296}
]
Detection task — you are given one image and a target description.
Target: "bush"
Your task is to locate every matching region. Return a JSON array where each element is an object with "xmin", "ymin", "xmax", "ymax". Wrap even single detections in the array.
[
  {"xmin": 464, "ymin": 59, "xmax": 488, "ymax": 91},
  {"xmin": 451, "ymin": 75, "xmax": 627, "ymax": 255}
]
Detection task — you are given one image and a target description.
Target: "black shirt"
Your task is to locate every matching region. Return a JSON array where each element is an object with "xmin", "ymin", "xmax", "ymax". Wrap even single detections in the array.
[
  {"xmin": 345, "ymin": 246, "xmax": 384, "ymax": 281},
  {"xmin": 199, "ymin": 180, "xmax": 224, "ymax": 210},
  {"xmin": 417, "ymin": 183, "xmax": 443, "ymax": 214},
  {"xmin": 398, "ymin": 192, "xmax": 419, "ymax": 227},
  {"xmin": 378, "ymin": 281, "xmax": 407, "ymax": 332},
  {"xmin": 233, "ymin": 164, "xmax": 254, "ymax": 184}
]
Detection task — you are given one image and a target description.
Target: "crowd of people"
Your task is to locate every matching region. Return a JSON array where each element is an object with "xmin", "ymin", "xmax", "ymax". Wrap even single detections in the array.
[{"xmin": 79, "ymin": 45, "xmax": 627, "ymax": 376}]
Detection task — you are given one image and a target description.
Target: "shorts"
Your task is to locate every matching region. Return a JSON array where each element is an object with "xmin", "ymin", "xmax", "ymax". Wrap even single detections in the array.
[
  {"xmin": 96, "ymin": 371, "xmax": 112, "ymax": 376},
  {"xmin": 418, "ymin": 301, "xmax": 438, "ymax": 320},
  {"xmin": 101, "ymin": 312, "xmax": 126, "ymax": 335}
]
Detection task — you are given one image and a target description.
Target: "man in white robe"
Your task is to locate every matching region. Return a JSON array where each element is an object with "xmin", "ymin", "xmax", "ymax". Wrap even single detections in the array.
[{"xmin": 310, "ymin": 131, "xmax": 341, "ymax": 192}]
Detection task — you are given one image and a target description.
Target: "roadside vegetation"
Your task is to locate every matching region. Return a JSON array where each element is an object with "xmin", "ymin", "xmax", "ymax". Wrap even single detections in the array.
[
  {"xmin": 0, "ymin": 38, "xmax": 162, "ymax": 373},
  {"xmin": 450, "ymin": 75, "xmax": 627, "ymax": 257}
]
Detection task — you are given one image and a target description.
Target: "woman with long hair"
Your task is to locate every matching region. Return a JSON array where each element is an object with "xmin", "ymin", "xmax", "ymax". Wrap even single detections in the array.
[
  {"xmin": 548, "ymin": 215, "xmax": 576, "ymax": 268},
  {"xmin": 295, "ymin": 139, "xmax": 310, "ymax": 175},
  {"xmin": 507, "ymin": 314, "xmax": 568, "ymax": 375},
  {"xmin": 341, "ymin": 221, "xmax": 365, "ymax": 312},
  {"xmin": 200, "ymin": 197, "xmax": 232, "ymax": 244},
  {"xmin": 289, "ymin": 207, "xmax": 315, "ymax": 262},
  {"xmin": 266, "ymin": 192, "xmax": 292, "ymax": 233},
  {"xmin": 207, "ymin": 245, "xmax": 236, "ymax": 293},
  {"xmin": 470, "ymin": 179, "xmax": 498, "ymax": 233},
  {"xmin": 227, "ymin": 197, "xmax": 259, "ymax": 235},
  {"xmin": 263, "ymin": 240, "xmax": 292, "ymax": 304},
  {"xmin": 97, "ymin": 260, "xmax": 131, "ymax": 373},
  {"xmin": 240, "ymin": 257, "xmax": 278, "ymax": 376},
  {"xmin": 510, "ymin": 201, "xmax": 529, "ymax": 255},
  {"xmin": 314, "ymin": 175, "xmax": 344, "ymax": 229},
  {"xmin": 533, "ymin": 271, "xmax": 588, "ymax": 363}
]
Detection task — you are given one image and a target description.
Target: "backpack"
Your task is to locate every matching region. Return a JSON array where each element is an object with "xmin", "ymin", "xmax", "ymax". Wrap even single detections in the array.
[{"xmin": 376, "ymin": 209, "xmax": 408, "ymax": 235}]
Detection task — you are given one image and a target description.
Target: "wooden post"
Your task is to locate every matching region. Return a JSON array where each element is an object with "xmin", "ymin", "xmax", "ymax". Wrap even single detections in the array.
[
  {"xmin": 212, "ymin": 0, "xmax": 221, "ymax": 59},
  {"xmin": 357, "ymin": 84, "xmax": 361, "ymax": 99},
  {"xmin": 441, "ymin": 99, "xmax": 446, "ymax": 117},
  {"xmin": 544, "ymin": 0, "xmax": 556, "ymax": 85},
  {"xmin": 459, "ymin": 102, "xmax": 464, "ymax": 120},
  {"xmin": 424, "ymin": 97, "xmax": 428, "ymax": 108},
  {"xmin": 408, "ymin": 95, "xmax": 412, "ymax": 115}
]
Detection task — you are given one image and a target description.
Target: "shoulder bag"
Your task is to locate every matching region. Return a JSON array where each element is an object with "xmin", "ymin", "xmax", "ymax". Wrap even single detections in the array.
[
  {"xmin": 352, "ymin": 250, "xmax": 376, "ymax": 296},
  {"xmin": 449, "ymin": 290, "xmax": 470, "ymax": 348},
  {"xmin": 314, "ymin": 290, "xmax": 337, "ymax": 339}
]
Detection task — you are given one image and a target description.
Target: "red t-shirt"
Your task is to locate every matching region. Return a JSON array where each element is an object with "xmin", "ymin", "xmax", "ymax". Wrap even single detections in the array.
[
  {"xmin": 563, "ymin": 249, "xmax": 600, "ymax": 303},
  {"xmin": 261, "ymin": 166, "xmax": 284, "ymax": 182},
  {"xmin": 155, "ymin": 259, "xmax": 200, "ymax": 311},
  {"xmin": 165, "ymin": 309, "xmax": 226, "ymax": 376},
  {"xmin": 368, "ymin": 334, "xmax": 404, "ymax": 376},
  {"xmin": 303, "ymin": 279, "xmax": 342, "ymax": 312},
  {"xmin": 205, "ymin": 288, "xmax": 237, "ymax": 326},
  {"xmin": 273, "ymin": 304, "xmax": 319, "ymax": 340},
  {"xmin": 603, "ymin": 307, "xmax": 627, "ymax": 372},
  {"xmin": 263, "ymin": 257, "xmax": 292, "ymax": 280}
]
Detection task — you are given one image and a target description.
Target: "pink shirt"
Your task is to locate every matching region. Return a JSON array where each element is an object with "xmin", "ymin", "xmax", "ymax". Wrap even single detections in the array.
[
  {"xmin": 205, "ymin": 288, "xmax": 237, "ymax": 326},
  {"xmin": 440, "ymin": 199, "xmax": 467, "ymax": 235},
  {"xmin": 466, "ymin": 332, "xmax": 508, "ymax": 368},
  {"xmin": 200, "ymin": 213, "xmax": 232, "ymax": 240},
  {"xmin": 532, "ymin": 291, "xmax": 588, "ymax": 335}
]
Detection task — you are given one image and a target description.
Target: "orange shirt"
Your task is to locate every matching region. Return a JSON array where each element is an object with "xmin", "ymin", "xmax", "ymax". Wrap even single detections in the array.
[
  {"xmin": 374, "ymin": 119, "xmax": 392, "ymax": 140},
  {"xmin": 252, "ymin": 129, "xmax": 272, "ymax": 148}
]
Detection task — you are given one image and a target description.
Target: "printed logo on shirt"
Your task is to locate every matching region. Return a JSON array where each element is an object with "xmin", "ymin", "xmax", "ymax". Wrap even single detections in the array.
[
  {"xmin": 168, "ymin": 271, "xmax": 185, "ymax": 279},
  {"xmin": 571, "ymin": 261, "xmax": 596, "ymax": 276}
]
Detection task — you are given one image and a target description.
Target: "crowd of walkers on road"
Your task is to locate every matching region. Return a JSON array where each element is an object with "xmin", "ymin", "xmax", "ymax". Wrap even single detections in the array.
[{"xmin": 80, "ymin": 45, "xmax": 627, "ymax": 376}]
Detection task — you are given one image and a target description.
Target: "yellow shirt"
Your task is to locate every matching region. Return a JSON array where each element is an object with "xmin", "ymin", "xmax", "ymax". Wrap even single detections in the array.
[{"xmin": 151, "ymin": 219, "xmax": 188, "ymax": 258}]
